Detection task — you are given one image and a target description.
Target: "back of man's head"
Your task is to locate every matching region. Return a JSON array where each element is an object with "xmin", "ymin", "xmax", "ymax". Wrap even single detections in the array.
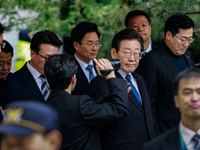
[
  {"xmin": 71, "ymin": 22, "xmax": 100, "ymax": 44},
  {"xmin": 124, "ymin": 10, "xmax": 151, "ymax": 27},
  {"xmin": 173, "ymin": 68, "xmax": 200, "ymax": 95},
  {"xmin": 112, "ymin": 28, "xmax": 143, "ymax": 52},
  {"xmin": 1, "ymin": 40, "xmax": 14, "ymax": 57},
  {"xmin": 0, "ymin": 23, "xmax": 5, "ymax": 34},
  {"xmin": 164, "ymin": 14, "xmax": 194, "ymax": 36},
  {"xmin": 44, "ymin": 54, "xmax": 78, "ymax": 92},
  {"xmin": 30, "ymin": 30, "xmax": 63, "ymax": 53}
]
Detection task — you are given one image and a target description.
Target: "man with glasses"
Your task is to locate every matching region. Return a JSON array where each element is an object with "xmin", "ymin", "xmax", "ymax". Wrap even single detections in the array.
[
  {"xmin": 137, "ymin": 14, "xmax": 195, "ymax": 134},
  {"xmin": 0, "ymin": 30, "xmax": 62, "ymax": 108},
  {"xmin": 0, "ymin": 23, "xmax": 5, "ymax": 53},
  {"xmin": 71, "ymin": 22, "xmax": 101, "ymax": 95},
  {"xmin": 88, "ymin": 29, "xmax": 156, "ymax": 150}
]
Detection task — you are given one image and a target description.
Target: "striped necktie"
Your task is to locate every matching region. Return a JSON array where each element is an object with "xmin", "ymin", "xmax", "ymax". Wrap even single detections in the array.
[
  {"xmin": 40, "ymin": 75, "xmax": 50, "ymax": 101},
  {"xmin": 192, "ymin": 134, "xmax": 200, "ymax": 150},
  {"xmin": 86, "ymin": 65, "xmax": 95, "ymax": 81}
]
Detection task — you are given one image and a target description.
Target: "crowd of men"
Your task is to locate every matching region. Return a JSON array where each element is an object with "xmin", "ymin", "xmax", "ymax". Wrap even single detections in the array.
[{"xmin": 0, "ymin": 10, "xmax": 199, "ymax": 150}]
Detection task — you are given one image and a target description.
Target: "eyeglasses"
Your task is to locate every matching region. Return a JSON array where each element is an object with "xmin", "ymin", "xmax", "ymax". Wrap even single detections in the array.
[
  {"xmin": 37, "ymin": 52, "xmax": 48, "ymax": 61},
  {"xmin": 174, "ymin": 35, "xmax": 194, "ymax": 45},
  {"xmin": 81, "ymin": 43, "xmax": 101, "ymax": 49},
  {"xmin": 119, "ymin": 50, "xmax": 141, "ymax": 59}
]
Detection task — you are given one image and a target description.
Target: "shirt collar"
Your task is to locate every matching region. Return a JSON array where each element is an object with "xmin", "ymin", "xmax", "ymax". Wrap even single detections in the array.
[
  {"xmin": 142, "ymin": 43, "xmax": 152, "ymax": 54},
  {"xmin": 179, "ymin": 121, "xmax": 200, "ymax": 145},
  {"xmin": 26, "ymin": 62, "xmax": 41, "ymax": 79},
  {"xmin": 74, "ymin": 54, "xmax": 94, "ymax": 69}
]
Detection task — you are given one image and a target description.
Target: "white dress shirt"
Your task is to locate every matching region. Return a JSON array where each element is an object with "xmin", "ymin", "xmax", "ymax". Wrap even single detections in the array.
[
  {"xmin": 179, "ymin": 121, "xmax": 200, "ymax": 150},
  {"xmin": 74, "ymin": 54, "xmax": 97, "ymax": 82},
  {"xmin": 26, "ymin": 62, "xmax": 43, "ymax": 90}
]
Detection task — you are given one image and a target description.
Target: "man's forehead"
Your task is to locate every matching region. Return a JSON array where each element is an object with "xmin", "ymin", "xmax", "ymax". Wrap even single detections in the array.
[{"xmin": 179, "ymin": 78, "xmax": 200, "ymax": 88}]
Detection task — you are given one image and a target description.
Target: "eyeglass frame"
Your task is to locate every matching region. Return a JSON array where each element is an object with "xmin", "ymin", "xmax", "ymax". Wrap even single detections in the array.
[
  {"xmin": 174, "ymin": 34, "xmax": 194, "ymax": 45},
  {"xmin": 80, "ymin": 42, "xmax": 101, "ymax": 49},
  {"xmin": 119, "ymin": 50, "xmax": 141, "ymax": 59},
  {"xmin": 36, "ymin": 52, "xmax": 48, "ymax": 61}
]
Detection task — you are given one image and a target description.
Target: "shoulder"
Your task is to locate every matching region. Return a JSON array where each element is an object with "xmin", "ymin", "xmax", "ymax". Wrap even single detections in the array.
[{"xmin": 144, "ymin": 127, "xmax": 179, "ymax": 149}]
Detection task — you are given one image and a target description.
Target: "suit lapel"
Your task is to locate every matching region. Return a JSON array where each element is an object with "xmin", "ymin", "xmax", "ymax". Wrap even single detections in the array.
[
  {"xmin": 157, "ymin": 45, "xmax": 178, "ymax": 77},
  {"xmin": 116, "ymin": 72, "xmax": 144, "ymax": 114},
  {"xmin": 20, "ymin": 64, "xmax": 44, "ymax": 101},
  {"xmin": 76, "ymin": 63, "xmax": 89, "ymax": 89},
  {"xmin": 184, "ymin": 52, "xmax": 194, "ymax": 67},
  {"xmin": 163, "ymin": 127, "xmax": 182, "ymax": 150}
]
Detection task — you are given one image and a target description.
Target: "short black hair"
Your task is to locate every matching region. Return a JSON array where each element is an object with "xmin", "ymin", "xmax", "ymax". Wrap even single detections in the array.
[
  {"xmin": 30, "ymin": 30, "xmax": 63, "ymax": 53},
  {"xmin": 1, "ymin": 40, "xmax": 14, "ymax": 57},
  {"xmin": 71, "ymin": 22, "xmax": 100, "ymax": 44},
  {"xmin": 124, "ymin": 10, "xmax": 151, "ymax": 27},
  {"xmin": 164, "ymin": 14, "xmax": 194, "ymax": 36},
  {"xmin": 112, "ymin": 29, "xmax": 143, "ymax": 52},
  {"xmin": 0, "ymin": 23, "xmax": 5, "ymax": 34},
  {"xmin": 44, "ymin": 54, "xmax": 78, "ymax": 92},
  {"xmin": 173, "ymin": 67, "xmax": 200, "ymax": 95}
]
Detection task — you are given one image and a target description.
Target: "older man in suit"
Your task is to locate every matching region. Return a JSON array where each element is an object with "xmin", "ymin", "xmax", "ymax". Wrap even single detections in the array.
[
  {"xmin": 0, "ymin": 30, "xmax": 62, "ymax": 108},
  {"xmin": 70, "ymin": 22, "xmax": 100, "ymax": 95},
  {"xmin": 143, "ymin": 68, "xmax": 200, "ymax": 150},
  {"xmin": 137, "ymin": 14, "xmax": 195, "ymax": 134},
  {"xmin": 88, "ymin": 29, "xmax": 156, "ymax": 150},
  {"xmin": 45, "ymin": 54, "xmax": 129, "ymax": 150}
]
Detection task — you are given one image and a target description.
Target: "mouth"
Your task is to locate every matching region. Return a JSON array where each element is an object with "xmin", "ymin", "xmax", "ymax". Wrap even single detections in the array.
[{"xmin": 191, "ymin": 104, "xmax": 200, "ymax": 108}]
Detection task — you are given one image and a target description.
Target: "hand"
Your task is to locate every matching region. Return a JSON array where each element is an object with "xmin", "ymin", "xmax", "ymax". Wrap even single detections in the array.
[
  {"xmin": 127, "ymin": 83, "xmax": 131, "ymax": 93},
  {"xmin": 94, "ymin": 58, "xmax": 116, "ymax": 79}
]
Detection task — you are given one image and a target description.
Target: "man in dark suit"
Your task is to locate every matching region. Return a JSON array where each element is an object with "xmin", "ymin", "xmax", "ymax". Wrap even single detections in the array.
[
  {"xmin": 0, "ymin": 30, "xmax": 62, "ymax": 108},
  {"xmin": 125, "ymin": 10, "xmax": 157, "ymax": 58},
  {"xmin": 137, "ymin": 14, "xmax": 195, "ymax": 134},
  {"xmin": 143, "ymin": 68, "xmax": 200, "ymax": 150},
  {"xmin": 88, "ymin": 29, "xmax": 156, "ymax": 150},
  {"xmin": 71, "ymin": 22, "xmax": 100, "ymax": 95},
  {"xmin": 45, "ymin": 54, "xmax": 129, "ymax": 150}
]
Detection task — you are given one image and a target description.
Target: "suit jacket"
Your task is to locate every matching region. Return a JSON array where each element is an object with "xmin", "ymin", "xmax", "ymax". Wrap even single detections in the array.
[
  {"xmin": 72, "ymin": 61, "xmax": 97, "ymax": 95},
  {"xmin": 46, "ymin": 78, "xmax": 129, "ymax": 150},
  {"xmin": 0, "ymin": 63, "xmax": 44, "ymax": 108},
  {"xmin": 136, "ymin": 42, "xmax": 195, "ymax": 133},
  {"xmin": 88, "ymin": 71, "xmax": 156, "ymax": 150},
  {"xmin": 143, "ymin": 127, "xmax": 182, "ymax": 150}
]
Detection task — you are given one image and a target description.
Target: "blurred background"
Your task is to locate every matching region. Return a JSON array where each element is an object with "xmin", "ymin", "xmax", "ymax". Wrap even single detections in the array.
[{"xmin": 1, "ymin": 0, "xmax": 200, "ymax": 72}]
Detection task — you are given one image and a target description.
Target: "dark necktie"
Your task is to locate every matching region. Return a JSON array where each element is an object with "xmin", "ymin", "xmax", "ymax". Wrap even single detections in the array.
[
  {"xmin": 192, "ymin": 134, "xmax": 200, "ymax": 150},
  {"xmin": 40, "ymin": 75, "xmax": 50, "ymax": 101},
  {"xmin": 86, "ymin": 65, "xmax": 95, "ymax": 81},
  {"xmin": 125, "ymin": 74, "xmax": 142, "ymax": 105}
]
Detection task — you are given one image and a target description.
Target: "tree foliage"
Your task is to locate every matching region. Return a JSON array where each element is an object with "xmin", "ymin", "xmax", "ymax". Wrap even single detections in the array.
[{"xmin": 1, "ymin": 0, "xmax": 200, "ymax": 61}]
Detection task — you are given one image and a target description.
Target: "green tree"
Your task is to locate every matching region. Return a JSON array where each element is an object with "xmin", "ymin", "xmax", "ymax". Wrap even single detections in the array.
[{"xmin": 1, "ymin": 0, "xmax": 200, "ymax": 61}]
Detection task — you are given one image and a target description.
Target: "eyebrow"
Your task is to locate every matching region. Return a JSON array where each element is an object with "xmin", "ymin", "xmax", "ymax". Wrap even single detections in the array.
[
  {"xmin": 87, "ymin": 40, "xmax": 99, "ymax": 43},
  {"xmin": 180, "ymin": 36, "xmax": 193, "ymax": 39},
  {"xmin": 183, "ymin": 87, "xmax": 200, "ymax": 91}
]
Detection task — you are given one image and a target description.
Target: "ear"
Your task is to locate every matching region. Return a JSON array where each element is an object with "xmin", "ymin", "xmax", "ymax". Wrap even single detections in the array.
[
  {"xmin": 110, "ymin": 48, "xmax": 119, "ymax": 59},
  {"xmin": 71, "ymin": 74, "xmax": 77, "ymax": 91},
  {"xmin": 165, "ymin": 31, "xmax": 172, "ymax": 40},
  {"xmin": 46, "ymin": 130, "xmax": 62, "ymax": 150},
  {"xmin": 30, "ymin": 50, "xmax": 36, "ymax": 60},
  {"xmin": 73, "ymin": 41, "xmax": 80, "ymax": 51},
  {"xmin": 174, "ymin": 95, "xmax": 179, "ymax": 109}
]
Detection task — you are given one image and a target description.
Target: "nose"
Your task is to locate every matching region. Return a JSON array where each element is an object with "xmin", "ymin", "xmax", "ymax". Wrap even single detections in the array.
[
  {"xmin": 191, "ymin": 92, "xmax": 199, "ymax": 101},
  {"xmin": 128, "ymin": 54, "xmax": 136, "ymax": 61},
  {"xmin": 183, "ymin": 41, "xmax": 190, "ymax": 47},
  {"xmin": 3, "ymin": 63, "xmax": 8, "ymax": 70},
  {"xmin": 138, "ymin": 25, "xmax": 143, "ymax": 32},
  {"xmin": 91, "ymin": 44, "xmax": 97, "ymax": 51}
]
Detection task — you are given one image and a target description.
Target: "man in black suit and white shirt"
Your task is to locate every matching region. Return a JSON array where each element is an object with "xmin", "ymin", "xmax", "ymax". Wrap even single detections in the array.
[
  {"xmin": 88, "ymin": 29, "xmax": 156, "ymax": 150},
  {"xmin": 144, "ymin": 68, "xmax": 200, "ymax": 150},
  {"xmin": 45, "ymin": 54, "xmax": 129, "ymax": 150},
  {"xmin": 0, "ymin": 30, "xmax": 62, "ymax": 108},
  {"xmin": 137, "ymin": 14, "xmax": 195, "ymax": 134},
  {"xmin": 71, "ymin": 22, "xmax": 100, "ymax": 95}
]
